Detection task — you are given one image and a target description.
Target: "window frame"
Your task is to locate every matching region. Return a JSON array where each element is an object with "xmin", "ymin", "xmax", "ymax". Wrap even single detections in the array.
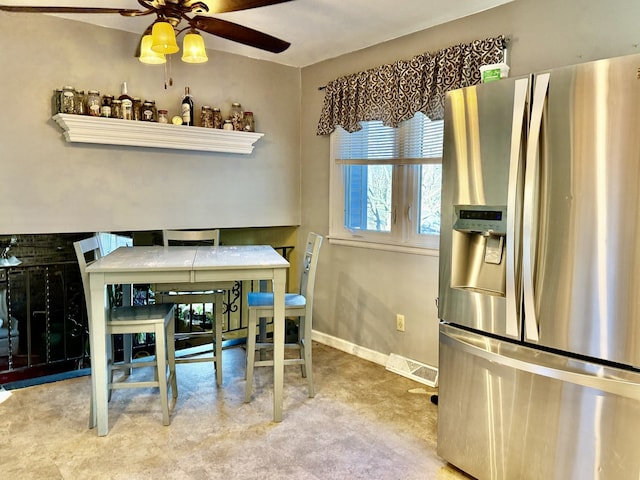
[{"xmin": 328, "ymin": 114, "xmax": 442, "ymax": 256}]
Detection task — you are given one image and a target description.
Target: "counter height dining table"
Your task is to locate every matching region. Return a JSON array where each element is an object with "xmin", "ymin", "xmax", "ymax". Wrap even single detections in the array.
[{"xmin": 86, "ymin": 245, "xmax": 290, "ymax": 436}]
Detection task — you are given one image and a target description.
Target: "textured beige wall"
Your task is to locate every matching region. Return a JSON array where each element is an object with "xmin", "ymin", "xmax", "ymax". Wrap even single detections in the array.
[
  {"xmin": 301, "ymin": 0, "xmax": 640, "ymax": 366},
  {"xmin": 0, "ymin": 13, "xmax": 301, "ymax": 234}
]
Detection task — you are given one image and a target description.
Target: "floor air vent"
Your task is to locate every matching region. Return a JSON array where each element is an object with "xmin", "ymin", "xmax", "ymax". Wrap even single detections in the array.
[{"xmin": 386, "ymin": 354, "xmax": 438, "ymax": 387}]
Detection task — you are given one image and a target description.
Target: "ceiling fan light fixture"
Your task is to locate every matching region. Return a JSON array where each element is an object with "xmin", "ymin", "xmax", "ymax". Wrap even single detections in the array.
[
  {"xmin": 139, "ymin": 34, "xmax": 166, "ymax": 64},
  {"xmin": 151, "ymin": 21, "xmax": 179, "ymax": 54},
  {"xmin": 181, "ymin": 31, "xmax": 208, "ymax": 64}
]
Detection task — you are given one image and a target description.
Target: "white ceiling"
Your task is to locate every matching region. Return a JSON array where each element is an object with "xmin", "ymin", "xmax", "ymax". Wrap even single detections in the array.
[{"xmin": 1, "ymin": 0, "xmax": 513, "ymax": 67}]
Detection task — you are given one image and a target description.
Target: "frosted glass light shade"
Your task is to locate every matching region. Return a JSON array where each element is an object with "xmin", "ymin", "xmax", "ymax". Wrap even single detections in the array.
[
  {"xmin": 151, "ymin": 21, "xmax": 179, "ymax": 54},
  {"xmin": 139, "ymin": 35, "xmax": 166, "ymax": 64},
  {"xmin": 182, "ymin": 32, "xmax": 208, "ymax": 63}
]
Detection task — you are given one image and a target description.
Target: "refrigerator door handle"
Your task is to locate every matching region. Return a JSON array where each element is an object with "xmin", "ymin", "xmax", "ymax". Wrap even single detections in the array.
[
  {"xmin": 522, "ymin": 73, "xmax": 550, "ymax": 342},
  {"xmin": 505, "ymin": 78, "xmax": 530, "ymax": 338},
  {"xmin": 441, "ymin": 328, "xmax": 640, "ymax": 400}
]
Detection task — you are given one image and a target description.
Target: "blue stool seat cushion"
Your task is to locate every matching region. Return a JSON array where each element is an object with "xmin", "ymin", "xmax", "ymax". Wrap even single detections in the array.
[{"xmin": 247, "ymin": 292, "xmax": 306, "ymax": 308}]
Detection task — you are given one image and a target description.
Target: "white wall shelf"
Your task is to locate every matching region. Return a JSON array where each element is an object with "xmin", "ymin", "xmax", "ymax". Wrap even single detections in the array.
[{"xmin": 52, "ymin": 113, "xmax": 264, "ymax": 154}]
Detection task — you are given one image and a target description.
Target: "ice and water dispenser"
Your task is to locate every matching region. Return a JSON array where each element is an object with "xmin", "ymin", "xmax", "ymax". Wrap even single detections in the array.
[{"xmin": 451, "ymin": 205, "xmax": 507, "ymax": 296}]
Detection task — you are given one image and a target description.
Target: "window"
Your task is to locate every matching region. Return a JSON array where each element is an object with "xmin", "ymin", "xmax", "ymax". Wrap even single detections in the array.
[{"xmin": 329, "ymin": 113, "xmax": 443, "ymax": 253}]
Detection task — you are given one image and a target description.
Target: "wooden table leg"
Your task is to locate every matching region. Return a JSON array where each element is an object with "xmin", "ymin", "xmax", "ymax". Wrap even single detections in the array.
[
  {"xmin": 272, "ymin": 269, "xmax": 286, "ymax": 422},
  {"xmin": 89, "ymin": 273, "xmax": 109, "ymax": 436}
]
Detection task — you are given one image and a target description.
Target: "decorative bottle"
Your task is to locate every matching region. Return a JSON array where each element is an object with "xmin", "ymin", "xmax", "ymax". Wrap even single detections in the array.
[
  {"xmin": 142, "ymin": 101, "xmax": 155, "ymax": 122},
  {"xmin": 230, "ymin": 102, "xmax": 244, "ymax": 131},
  {"xmin": 158, "ymin": 109, "xmax": 168, "ymax": 124},
  {"xmin": 243, "ymin": 111, "xmax": 255, "ymax": 132},
  {"xmin": 201, "ymin": 106, "xmax": 214, "ymax": 128},
  {"xmin": 53, "ymin": 89, "xmax": 62, "ymax": 115},
  {"xmin": 87, "ymin": 90, "xmax": 101, "ymax": 117},
  {"xmin": 119, "ymin": 81, "xmax": 134, "ymax": 120},
  {"xmin": 111, "ymin": 99, "xmax": 123, "ymax": 120},
  {"xmin": 74, "ymin": 90, "xmax": 86, "ymax": 115},
  {"xmin": 101, "ymin": 95, "xmax": 113, "ymax": 118},
  {"xmin": 212, "ymin": 108, "xmax": 223, "ymax": 129},
  {"xmin": 133, "ymin": 98, "xmax": 142, "ymax": 121},
  {"xmin": 61, "ymin": 85, "xmax": 76, "ymax": 114},
  {"xmin": 181, "ymin": 86, "xmax": 194, "ymax": 126}
]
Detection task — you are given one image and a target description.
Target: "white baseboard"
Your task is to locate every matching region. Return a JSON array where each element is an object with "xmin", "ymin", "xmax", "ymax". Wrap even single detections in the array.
[{"xmin": 312, "ymin": 330, "xmax": 389, "ymax": 367}]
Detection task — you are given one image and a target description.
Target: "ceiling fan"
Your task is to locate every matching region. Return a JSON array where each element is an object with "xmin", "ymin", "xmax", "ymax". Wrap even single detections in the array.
[{"xmin": 0, "ymin": 0, "xmax": 295, "ymax": 55}]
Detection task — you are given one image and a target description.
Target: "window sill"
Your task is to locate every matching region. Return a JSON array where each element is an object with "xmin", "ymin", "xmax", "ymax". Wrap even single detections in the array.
[{"xmin": 328, "ymin": 236, "xmax": 439, "ymax": 257}]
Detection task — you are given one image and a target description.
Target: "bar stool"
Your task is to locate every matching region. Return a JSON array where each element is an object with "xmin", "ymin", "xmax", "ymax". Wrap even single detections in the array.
[
  {"xmin": 154, "ymin": 229, "xmax": 232, "ymax": 386},
  {"xmin": 74, "ymin": 236, "xmax": 177, "ymax": 428},
  {"xmin": 245, "ymin": 232, "xmax": 323, "ymax": 402}
]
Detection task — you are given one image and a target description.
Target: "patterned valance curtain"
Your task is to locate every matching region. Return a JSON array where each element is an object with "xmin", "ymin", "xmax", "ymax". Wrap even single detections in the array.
[{"xmin": 316, "ymin": 35, "xmax": 505, "ymax": 135}]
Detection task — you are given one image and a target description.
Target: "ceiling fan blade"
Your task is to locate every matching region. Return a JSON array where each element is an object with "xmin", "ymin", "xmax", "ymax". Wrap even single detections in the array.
[
  {"xmin": 191, "ymin": 16, "xmax": 290, "ymax": 53},
  {"xmin": 204, "ymin": 0, "xmax": 296, "ymax": 14},
  {"xmin": 0, "ymin": 6, "xmax": 143, "ymax": 15}
]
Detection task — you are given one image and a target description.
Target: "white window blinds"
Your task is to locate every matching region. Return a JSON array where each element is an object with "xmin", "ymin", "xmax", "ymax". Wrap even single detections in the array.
[{"xmin": 333, "ymin": 113, "xmax": 444, "ymax": 165}]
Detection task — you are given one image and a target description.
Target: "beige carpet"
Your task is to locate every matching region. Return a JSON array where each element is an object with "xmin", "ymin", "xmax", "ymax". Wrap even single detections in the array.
[{"xmin": 0, "ymin": 342, "xmax": 470, "ymax": 479}]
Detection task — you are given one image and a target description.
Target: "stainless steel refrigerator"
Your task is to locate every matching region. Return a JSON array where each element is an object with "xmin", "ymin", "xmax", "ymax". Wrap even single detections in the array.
[{"xmin": 437, "ymin": 53, "xmax": 640, "ymax": 479}]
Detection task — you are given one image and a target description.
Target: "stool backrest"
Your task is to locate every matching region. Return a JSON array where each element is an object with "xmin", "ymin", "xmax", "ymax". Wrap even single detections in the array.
[
  {"xmin": 73, "ymin": 236, "xmax": 102, "ymax": 316},
  {"xmin": 299, "ymin": 232, "xmax": 323, "ymax": 305},
  {"xmin": 163, "ymin": 229, "xmax": 220, "ymax": 247},
  {"xmin": 74, "ymin": 234, "xmax": 134, "ymax": 315}
]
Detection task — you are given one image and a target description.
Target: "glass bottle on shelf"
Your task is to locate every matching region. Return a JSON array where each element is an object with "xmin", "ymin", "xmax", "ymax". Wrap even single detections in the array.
[
  {"xmin": 201, "ymin": 106, "xmax": 214, "ymax": 128},
  {"xmin": 111, "ymin": 99, "xmax": 123, "ymax": 120},
  {"xmin": 181, "ymin": 86, "xmax": 194, "ymax": 126},
  {"xmin": 53, "ymin": 89, "xmax": 62, "ymax": 115},
  {"xmin": 119, "ymin": 81, "xmax": 134, "ymax": 120},
  {"xmin": 74, "ymin": 90, "xmax": 86, "ymax": 115},
  {"xmin": 101, "ymin": 95, "xmax": 114, "ymax": 118},
  {"xmin": 158, "ymin": 109, "xmax": 168, "ymax": 124},
  {"xmin": 61, "ymin": 85, "xmax": 76, "ymax": 114},
  {"xmin": 243, "ymin": 111, "xmax": 255, "ymax": 132},
  {"xmin": 150, "ymin": 100, "xmax": 158, "ymax": 122},
  {"xmin": 133, "ymin": 98, "xmax": 142, "ymax": 121},
  {"xmin": 87, "ymin": 90, "xmax": 101, "ymax": 117},
  {"xmin": 212, "ymin": 108, "xmax": 223, "ymax": 129},
  {"xmin": 142, "ymin": 101, "xmax": 155, "ymax": 121},
  {"xmin": 230, "ymin": 102, "xmax": 244, "ymax": 131}
]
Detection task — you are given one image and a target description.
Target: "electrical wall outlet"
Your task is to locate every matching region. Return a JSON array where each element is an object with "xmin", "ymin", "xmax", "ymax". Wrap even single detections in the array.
[{"xmin": 396, "ymin": 314, "xmax": 405, "ymax": 332}]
